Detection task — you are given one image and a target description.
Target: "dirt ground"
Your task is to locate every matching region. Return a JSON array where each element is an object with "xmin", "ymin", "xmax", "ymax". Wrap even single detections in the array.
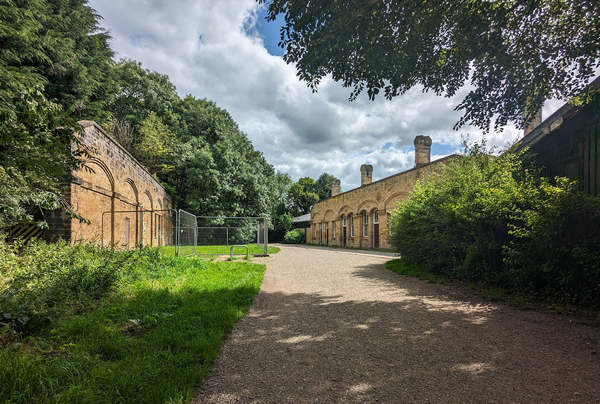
[{"xmin": 195, "ymin": 245, "xmax": 600, "ymax": 403}]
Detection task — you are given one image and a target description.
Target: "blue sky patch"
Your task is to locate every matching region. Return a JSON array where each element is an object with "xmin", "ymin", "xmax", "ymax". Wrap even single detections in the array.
[{"xmin": 253, "ymin": 7, "xmax": 285, "ymax": 57}]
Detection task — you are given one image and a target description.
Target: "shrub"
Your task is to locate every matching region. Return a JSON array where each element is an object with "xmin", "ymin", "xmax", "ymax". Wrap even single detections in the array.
[
  {"xmin": 389, "ymin": 144, "xmax": 600, "ymax": 306},
  {"xmin": 0, "ymin": 240, "xmax": 161, "ymax": 334},
  {"xmin": 283, "ymin": 229, "xmax": 305, "ymax": 244}
]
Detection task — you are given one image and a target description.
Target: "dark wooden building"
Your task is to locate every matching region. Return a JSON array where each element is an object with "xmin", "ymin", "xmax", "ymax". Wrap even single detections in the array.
[{"xmin": 517, "ymin": 77, "xmax": 600, "ymax": 195}]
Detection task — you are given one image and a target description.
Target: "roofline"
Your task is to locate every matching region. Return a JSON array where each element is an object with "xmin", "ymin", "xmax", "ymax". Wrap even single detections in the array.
[
  {"xmin": 78, "ymin": 120, "xmax": 171, "ymax": 202},
  {"xmin": 516, "ymin": 75, "xmax": 600, "ymax": 151},
  {"xmin": 313, "ymin": 154, "xmax": 460, "ymax": 207}
]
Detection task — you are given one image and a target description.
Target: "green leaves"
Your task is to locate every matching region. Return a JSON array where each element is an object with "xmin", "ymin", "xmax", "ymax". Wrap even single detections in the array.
[
  {"xmin": 261, "ymin": 0, "xmax": 600, "ymax": 131},
  {"xmin": 389, "ymin": 143, "xmax": 600, "ymax": 305}
]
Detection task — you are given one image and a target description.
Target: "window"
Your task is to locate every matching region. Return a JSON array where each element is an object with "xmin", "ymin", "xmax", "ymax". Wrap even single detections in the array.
[
  {"xmin": 319, "ymin": 222, "xmax": 323, "ymax": 243},
  {"xmin": 332, "ymin": 221, "xmax": 336, "ymax": 239},
  {"xmin": 342, "ymin": 215, "xmax": 346, "ymax": 226},
  {"xmin": 388, "ymin": 213, "xmax": 392, "ymax": 236},
  {"xmin": 349, "ymin": 214, "xmax": 354, "ymax": 237},
  {"xmin": 313, "ymin": 223, "xmax": 316, "ymax": 239},
  {"xmin": 362, "ymin": 211, "xmax": 368, "ymax": 237},
  {"xmin": 374, "ymin": 210, "xmax": 379, "ymax": 224}
]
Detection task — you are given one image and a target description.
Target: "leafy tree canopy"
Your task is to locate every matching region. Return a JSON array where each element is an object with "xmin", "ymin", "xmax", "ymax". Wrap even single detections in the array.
[
  {"xmin": 314, "ymin": 172, "xmax": 339, "ymax": 200},
  {"xmin": 261, "ymin": 0, "xmax": 600, "ymax": 130}
]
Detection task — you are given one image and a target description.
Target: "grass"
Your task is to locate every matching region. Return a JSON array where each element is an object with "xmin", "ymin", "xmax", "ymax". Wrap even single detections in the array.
[
  {"xmin": 158, "ymin": 243, "xmax": 280, "ymax": 257},
  {"xmin": 385, "ymin": 259, "xmax": 444, "ymax": 283},
  {"xmin": 0, "ymin": 252, "xmax": 265, "ymax": 403},
  {"xmin": 385, "ymin": 258, "xmax": 600, "ymax": 324}
]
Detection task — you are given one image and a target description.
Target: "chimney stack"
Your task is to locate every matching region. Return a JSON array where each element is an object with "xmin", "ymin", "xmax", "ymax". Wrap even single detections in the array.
[
  {"xmin": 524, "ymin": 108, "xmax": 542, "ymax": 136},
  {"xmin": 360, "ymin": 164, "xmax": 373, "ymax": 187},
  {"xmin": 414, "ymin": 135, "xmax": 432, "ymax": 168},
  {"xmin": 331, "ymin": 179, "xmax": 341, "ymax": 196}
]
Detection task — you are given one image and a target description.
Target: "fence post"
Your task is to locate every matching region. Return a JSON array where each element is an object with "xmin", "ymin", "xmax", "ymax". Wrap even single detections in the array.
[{"xmin": 263, "ymin": 218, "xmax": 268, "ymax": 255}]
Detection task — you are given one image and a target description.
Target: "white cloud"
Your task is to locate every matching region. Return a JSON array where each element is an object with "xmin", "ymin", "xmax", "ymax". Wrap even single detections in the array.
[{"xmin": 89, "ymin": 0, "xmax": 558, "ymax": 191}]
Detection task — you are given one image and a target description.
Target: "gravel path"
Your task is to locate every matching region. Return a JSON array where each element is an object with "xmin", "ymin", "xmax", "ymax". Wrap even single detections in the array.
[{"xmin": 195, "ymin": 245, "xmax": 600, "ymax": 403}]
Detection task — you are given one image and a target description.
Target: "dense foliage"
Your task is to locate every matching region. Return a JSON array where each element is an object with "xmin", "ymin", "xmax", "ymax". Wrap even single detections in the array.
[
  {"xmin": 0, "ymin": 241, "xmax": 265, "ymax": 402},
  {"xmin": 0, "ymin": 0, "xmax": 114, "ymax": 228},
  {"xmin": 283, "ymin": 229, "xmax": 305, "ymax": 244},
  {"xmin": 0, "ymin": 1, "xmax": 321, "ymax": 236},
  {"xmin": 389, "ymin": 146, "xmax": 600, "ymax": 306},
  {"xmin": 0, "ymin": 240, "xmax": 158, "ymax": 334},
  {"xmin": 261, "ymin": 0, "xmax": 600, "ymax": 130}
]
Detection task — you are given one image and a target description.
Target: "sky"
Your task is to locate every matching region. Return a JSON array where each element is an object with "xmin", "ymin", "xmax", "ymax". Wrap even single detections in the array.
[{"xmin": 89, "ymin": 0, "xmax": 566, "ymax": 191}]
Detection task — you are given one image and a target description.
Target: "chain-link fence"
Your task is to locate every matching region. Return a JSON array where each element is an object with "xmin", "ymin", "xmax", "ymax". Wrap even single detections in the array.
[
  {"xmin": 99, "ymin": 208, "xmax": 269, "ymax": 257},
  {"xmin": 175, "ymin": 211, "xmax": 269, "ymax": 257}
]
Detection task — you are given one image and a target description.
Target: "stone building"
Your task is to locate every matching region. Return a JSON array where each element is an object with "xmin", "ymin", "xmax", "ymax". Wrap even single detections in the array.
[
  {"xmin": 308, "ymin": 136, "xmax": 456, "ymax": 249},
  {"xmin": 46, "ymin": 121, "xmax": 173, "ymax": 248}
]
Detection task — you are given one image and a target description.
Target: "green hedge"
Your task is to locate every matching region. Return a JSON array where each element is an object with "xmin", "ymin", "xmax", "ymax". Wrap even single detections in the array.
[
  {"xmin": 389, "ymin": 145, "xmax": 600, "ymax": 306},
  {"xmin": 283, "ymin": 229, "xmax": 305, "ymax": 244}
]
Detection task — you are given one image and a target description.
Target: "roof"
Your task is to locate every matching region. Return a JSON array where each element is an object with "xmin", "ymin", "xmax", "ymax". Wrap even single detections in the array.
[
  {"xmin": 313, "ymin": 154, "xmax": 460, "ymax": 207},
  {"xmin": 292, "ymin": 213, "xmax": 311, "ymax": 223},
  {"xmin": 516, "ymin": 75, "xmax": 600, "ymax": 151}
]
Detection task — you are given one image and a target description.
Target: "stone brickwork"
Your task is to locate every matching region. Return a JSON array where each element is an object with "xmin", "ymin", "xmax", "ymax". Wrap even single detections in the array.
[
  {"xmin": 308, "ymin": 137, "xmax": 456, "ymax": 250},
  {"xmin": 51, "ymin": 121, "xmax": 173, "ymax": 248}
]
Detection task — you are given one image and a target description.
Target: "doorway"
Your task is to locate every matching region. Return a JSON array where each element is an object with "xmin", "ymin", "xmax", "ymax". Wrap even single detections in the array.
[
  {"xmin": 373, "ymin": 210, "xmax": 379, "ymax": 249},
  {"xmin": 342, "ymin": 215, "xmax": 347, "ymax": 247}
]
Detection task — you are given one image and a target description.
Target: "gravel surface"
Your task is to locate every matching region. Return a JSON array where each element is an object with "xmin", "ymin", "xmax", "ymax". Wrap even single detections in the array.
[{"xmin": 195, "ymin": 245, "xmax": 600, "ymax": 403}]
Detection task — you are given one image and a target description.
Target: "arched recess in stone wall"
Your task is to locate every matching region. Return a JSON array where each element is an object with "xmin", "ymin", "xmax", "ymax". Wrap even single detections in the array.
[
  {"xmin": 337, "ymin": 205, "xmax": 352, "ymax": 216},
  {"xmin": 141, "ymin": 190, "xmax": 153, "ymax": 246},
  {"xmin": 356, "ymin": 199, "xmax": 379, "ymax": 214},
  {"xmin": 156, "ymin": 198, "xmax": 163, "ymax": 246},
  {"xmin": 323, "ymin": 209, "xmax": 335, "ymax": 222},
  {"xmin": 84, "ymin": 157, "xmax": 115, "ymax": 247},
  {"xmin": 384, "ymin": 192, "xmax": 409, "ymax": 212},
  {"xmin": 125, "ymin": 178, "xmax": 139, "ymax": 206},
  {"xmin": 124, "ymin": 178, "xmax": 139, "ymax": 247}
]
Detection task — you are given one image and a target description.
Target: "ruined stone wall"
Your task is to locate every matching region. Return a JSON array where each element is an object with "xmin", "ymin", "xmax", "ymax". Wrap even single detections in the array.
[
  {"xmin": 307, "ymin": 156, "xmax": 456, "ymax": 250},
  {"xmin": 65, "ymin": 121, "xmax": 173, "ymax": 248}
]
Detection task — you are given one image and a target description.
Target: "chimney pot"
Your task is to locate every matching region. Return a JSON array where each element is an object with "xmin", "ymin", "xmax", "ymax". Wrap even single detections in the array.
[
  {"xmin": 331, "ymin": 179, "xmax": 341, "ymax": 196},
  {"xmin": 524, "ymin": 108, "xmax": 542, "ymax": 136},
  {"xmin": 414, "ymin": 135, "xmax": 432, "ymax": 168},
  {"xmin": 360, "ymin": 164, "xmax": 373, "ymax": 187}
]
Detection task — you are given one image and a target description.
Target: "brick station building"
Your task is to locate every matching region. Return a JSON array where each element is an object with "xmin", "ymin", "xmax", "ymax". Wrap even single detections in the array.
[{"xmin": 307, "ymin": 136, "xmax": 456, "ymax": 250}]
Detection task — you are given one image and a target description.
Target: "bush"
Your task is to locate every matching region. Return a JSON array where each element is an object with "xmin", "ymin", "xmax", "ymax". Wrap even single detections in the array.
[
  {"xmin": 283, "ymin": 229, "xmax": 305, "ymax": 244},
  {"xmin": 0, "ymin": 240, "xmax": 161, "ymax": 334},
  {"xmin": 389, "ymin": 144, "xmax": 600, "ymax": 306}
]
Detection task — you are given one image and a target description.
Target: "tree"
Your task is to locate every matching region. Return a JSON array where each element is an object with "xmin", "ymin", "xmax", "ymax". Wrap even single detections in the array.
[
  {"xmin": 0, "ymin": 0, "xmax": 115, "ymax": 122},
  {"xmin": 0, "ymin": 0, "xmax": 112, "ymax": 228},
  {"xmin": 314, "ymin": 173, "xmax": 339, "ymax": 200},
  {"xmin": 288, "ymin": 177, "xmax": 319, "ymax": 216},
  {"xmin": 261, "ymin": 0, "xmax": 600, "ymax": 130},
  {"xmin": 0, "ymin": 87, "xmax": 81, "ymax": 228},
  {"xmin": 135, "ymin": 112, "xmax": 176, "ymax": 177},
  {"xmin": 109, "ymin": 59, "xmax": 180, "ymax": 133}
]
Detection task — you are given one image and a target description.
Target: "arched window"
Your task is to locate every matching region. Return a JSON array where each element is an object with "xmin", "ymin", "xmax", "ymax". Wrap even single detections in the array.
[{"xmin": 362, "ymin": 211, "xmax": 368, "ymax": 237}]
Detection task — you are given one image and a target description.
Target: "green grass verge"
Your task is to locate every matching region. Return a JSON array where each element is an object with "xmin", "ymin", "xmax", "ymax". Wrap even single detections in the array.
[
  {"xmin": 385, "ymin": 258, "xmax": 600, "ymax": 322},
  {"xmin": 385, "ymin": 259, "xmax": 443, "ymax": 283},
  {"xmin": 158, "ymin": 243, "xmax": 280, "ymax": 257},
  {"xmin": 0, "ymin": 256, "xmax": 265, "ymax": 403}
]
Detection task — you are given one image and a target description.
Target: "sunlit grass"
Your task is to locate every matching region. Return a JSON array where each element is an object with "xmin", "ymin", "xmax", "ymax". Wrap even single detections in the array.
[
  {"xmin": 158, "ymin": 243, "xmax": 280, "ymax": 256},
  {"xmin": 0, "ymin": 253, "xmax": 265, "ymax": 403}
]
